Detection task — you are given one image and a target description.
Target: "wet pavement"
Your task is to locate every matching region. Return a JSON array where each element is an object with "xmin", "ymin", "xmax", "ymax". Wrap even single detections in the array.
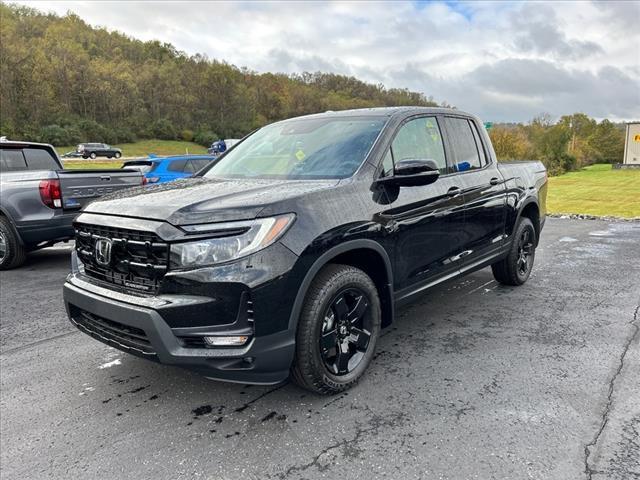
[{"xmin": 1, "ymin": 218, "xmax": 638, "ymax": 479}]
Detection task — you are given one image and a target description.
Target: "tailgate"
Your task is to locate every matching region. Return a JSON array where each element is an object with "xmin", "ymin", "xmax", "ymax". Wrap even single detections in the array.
[{"xmin": 57, "ymin": 169, "xmax": 142, "ymax": 210}]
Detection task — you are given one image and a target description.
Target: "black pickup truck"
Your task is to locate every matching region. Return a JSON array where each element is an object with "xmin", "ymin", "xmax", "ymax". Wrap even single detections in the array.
[
  {"xmin": 0, "ymin": 140, "xmax": 143, "ymax": 269},
  {"xmin": 63, "ymin": 107, "xmax": 547, "ymax": 394}
]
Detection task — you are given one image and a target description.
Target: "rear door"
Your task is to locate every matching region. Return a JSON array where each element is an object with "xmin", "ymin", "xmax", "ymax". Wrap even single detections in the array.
[{"xmin": 441, "ymin": 116, "xmax": 507, "ymax": 266}]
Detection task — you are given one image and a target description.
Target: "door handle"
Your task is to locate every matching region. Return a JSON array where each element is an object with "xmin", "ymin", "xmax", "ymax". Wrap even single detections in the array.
[
  {"xmin": 447, "ymin": 186, "xmax": 461, "ymax": 197},
  {"xmin": 489, "ymin": 177, "xmax": 501, "ymax": 186}
]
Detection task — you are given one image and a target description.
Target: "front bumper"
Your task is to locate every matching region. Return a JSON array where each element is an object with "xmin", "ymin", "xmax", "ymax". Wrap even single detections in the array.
[
  {"xmin": 63, "ymin": 240, "xmax": 301, "ymax": 384},
  {"xmin": 64, "ymin": 280, "xmax": 295, "ymax": 384}
]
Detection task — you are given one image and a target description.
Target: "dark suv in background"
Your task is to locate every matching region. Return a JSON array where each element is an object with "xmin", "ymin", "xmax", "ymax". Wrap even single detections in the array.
[
  {"xmin": 63, "ymin": 107, "xmax": 547, "ymax": 394},
  {"xmin": 77, "ymin": 143, "xmax": 122, "ymax": 159}
]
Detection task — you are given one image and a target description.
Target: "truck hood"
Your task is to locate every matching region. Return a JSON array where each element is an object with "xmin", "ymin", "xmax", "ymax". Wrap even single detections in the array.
[{"xmin": 83, "ymin": 177, "xmax": 340, "ymax": 225}]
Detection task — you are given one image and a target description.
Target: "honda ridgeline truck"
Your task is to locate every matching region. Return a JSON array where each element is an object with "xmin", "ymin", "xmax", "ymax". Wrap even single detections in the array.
[{"xmin": 63, "ymin": 107, "xmax": 547, "ymax": 394}]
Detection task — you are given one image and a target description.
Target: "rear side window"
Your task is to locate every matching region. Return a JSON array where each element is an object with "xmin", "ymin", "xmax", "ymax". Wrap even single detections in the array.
[
  {"xmin": 23, "ymin": 147, "xmax": 60, "ymax": 170},
  {"xmin": 185, "ymin": 159, "xmax": 212, "ymax": 173},
  {"xmin": 445, "ymin": 117, "xmax": 483, "ymax": 172},
  {"xmin": 390, "ymin": 116, "xmax": 447, "ymax": 173},
  {"xmin": 192, "ymin": 159, "xmax": 211, "ymax": 171},
  {"xmin": 0, "ymin": 149, "xmax": 28, "ymax": 172},
  {"xmin": 168, "ymin": 159, "xmax": 188, "ymax": 172}
]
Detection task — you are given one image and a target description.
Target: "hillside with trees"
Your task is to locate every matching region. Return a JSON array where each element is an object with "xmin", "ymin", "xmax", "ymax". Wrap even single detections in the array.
[
  {"xmin": 0, "ymin": 4, "xmax": 437, "ymax": 147},
  {"xmin": 0, "ymin": 4, "xmax": 629, "ymax": 175}
]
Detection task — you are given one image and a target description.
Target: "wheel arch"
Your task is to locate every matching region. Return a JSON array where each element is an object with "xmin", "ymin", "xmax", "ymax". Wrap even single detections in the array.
[
  {"xmin": 517, "ymin": 200, "xmax": 541, "ymax": 246},
  {"xmin": 287, "ymin": 239, "xmax": 394, "ymax": 333},
  {"xmin": 0, "ymin": 207, "xmax": 24, "ymax": 245}
]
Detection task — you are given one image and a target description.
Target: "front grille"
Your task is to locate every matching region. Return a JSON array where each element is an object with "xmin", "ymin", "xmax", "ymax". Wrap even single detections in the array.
[
  {"xmin": 70, "ymin": 306, "xmax": 156, "ymax": 356},
  {"xmin": 75, "ymin": 223, "xmax": 169, "ymax": 294}
]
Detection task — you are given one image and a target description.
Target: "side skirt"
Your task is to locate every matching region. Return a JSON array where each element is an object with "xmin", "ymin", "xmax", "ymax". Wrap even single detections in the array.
[{"xmin": 393, "ymin": 247, "xmax": 509, "ymax": 307}]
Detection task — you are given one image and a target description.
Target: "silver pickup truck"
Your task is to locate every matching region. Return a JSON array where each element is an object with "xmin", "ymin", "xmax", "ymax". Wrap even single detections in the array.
[{"xmin": 0, "ymin": 139, "xmax": 143, "ymax": 269}]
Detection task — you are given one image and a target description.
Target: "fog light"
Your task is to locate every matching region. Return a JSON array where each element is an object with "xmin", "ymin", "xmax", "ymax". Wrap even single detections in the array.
[{"xmin": 203, "ymin": 336, "xmax": 249, "ymax": 347}]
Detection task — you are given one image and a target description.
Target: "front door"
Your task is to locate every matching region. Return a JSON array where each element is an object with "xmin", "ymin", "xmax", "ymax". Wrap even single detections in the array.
[{"xmin": 377, "ymin": 116, "xmax": 466, "ymax": 296}]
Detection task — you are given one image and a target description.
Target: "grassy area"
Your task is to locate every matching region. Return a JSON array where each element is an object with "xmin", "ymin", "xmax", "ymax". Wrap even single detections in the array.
[
  {"xmin": 547, "ymin": 164, "xmax": 640, "ymax": 218},
  {"xmin": 63, "ymin": 160, "xmax": 124, "ymax": 169},
  {"xmin": 56, "ymin": 139, "xmax": 207, "ymax": 157}
]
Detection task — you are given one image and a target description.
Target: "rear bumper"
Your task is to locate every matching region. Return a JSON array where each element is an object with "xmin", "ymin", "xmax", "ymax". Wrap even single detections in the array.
[
  {"xmin": 63, "ymin": 279, "xmax": 296, "ymax": 385},
  {"xmin": 16, "ymin": 212, "xmax": 76, "ymax": 246}
]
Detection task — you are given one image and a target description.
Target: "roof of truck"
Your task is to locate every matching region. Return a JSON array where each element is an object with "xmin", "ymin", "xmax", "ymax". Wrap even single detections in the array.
[
  {"xmin": 278, "ymin": 106, "xmax": 475, "ymax": 122},
  {"xmin": 0, "ymin": 138, "xmax": 55, "ymax": 149}
]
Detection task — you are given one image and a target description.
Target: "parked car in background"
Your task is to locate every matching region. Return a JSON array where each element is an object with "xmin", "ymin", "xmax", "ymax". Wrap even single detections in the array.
[
  {"xmin": 61, "ymin": 150, "xmax": 83, "ymax": 158},
  {"xmin": 121, "ymin": 154, "xmax": 215, "ymax": 184},
  {"xmin": 63, "ymin": 107, "xmax": 547, "ymax": 394},
  {"xmin": 77, "ymin": 143, "xmax": 122, "ymax": 159},
  {"xmin": 0, "ymin": 139, "xmax": 143, "ymax": 269},
  {"xmin": 208, "ymin": 139, "xmax": 239, "ymax": 155}
]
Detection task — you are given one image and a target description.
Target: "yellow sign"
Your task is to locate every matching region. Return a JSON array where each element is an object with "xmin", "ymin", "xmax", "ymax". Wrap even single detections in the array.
[
  {"xmin": 295, "ymin": 149, "xmax": 306, "ymax": 161},
  {"xmin": 634, "ymin": 134, "xmax": 640, "ymax": 142}
]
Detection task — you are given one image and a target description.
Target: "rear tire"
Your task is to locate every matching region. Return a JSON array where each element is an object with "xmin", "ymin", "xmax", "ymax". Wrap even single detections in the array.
[
  {"xmin": 114, "ymin": 152, "xmax": 121, "ymax": 159},
  {"xmin": 90, "ymin": 152, "xmax": 97, "ymax": 159},
  {"xmin": 291, "ymin": 264, "xmax": 381, "ymax": 395},
  {"xmin": 0, "ymin": 217, "xmax": 27, "ymax": 270},
  {"xmin": 491, "ymin": 217, "xmax": 536, "ymax": 286}
]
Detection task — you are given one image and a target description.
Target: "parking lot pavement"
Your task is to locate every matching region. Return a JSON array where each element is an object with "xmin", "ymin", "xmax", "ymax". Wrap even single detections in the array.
[{"xmin": 1, "ymin": 218, "xmax": 638, "ymax": 479}]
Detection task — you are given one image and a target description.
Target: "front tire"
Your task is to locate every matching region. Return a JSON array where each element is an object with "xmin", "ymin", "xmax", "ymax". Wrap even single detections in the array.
[
  {"xmin": 0, "ymin": 217, "xmax": 27, "ymax": 270},
  {"xmin": 114, "ymin": 152, "xmax": 121, "ymax": 159},
  {"xmin": 292, "ymin": 264, "xmax": 381, "ymax": 394},
  {"xmin": 491, "ymin": 217, "xmax": 536, "ymax": 286}
]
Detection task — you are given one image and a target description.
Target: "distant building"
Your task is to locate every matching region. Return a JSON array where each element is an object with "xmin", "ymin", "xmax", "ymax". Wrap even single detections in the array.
[{"xmin": 623, "ymin": 122, "xmax": 640, "ymax": 165}]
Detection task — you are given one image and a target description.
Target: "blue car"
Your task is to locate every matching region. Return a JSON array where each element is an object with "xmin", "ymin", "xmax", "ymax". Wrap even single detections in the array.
[{"xmin": 121, "ymin": 155, "xmax": 216, "ymax": 184}]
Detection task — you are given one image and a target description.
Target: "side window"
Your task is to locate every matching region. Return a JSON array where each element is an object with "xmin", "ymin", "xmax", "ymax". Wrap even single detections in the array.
[
  {"xmin": 192, "ymin": 159, "xmax": 211, "ymax": 171},
  {"xmin": 0, "ymin": 149, "xmax": 28, "ymax": 172},
  {"xmin": 183, "ymin": 160, "xmax": 200, "ymax": 174},
  {"xmin": 470, "ymin": 122, "xmax": 487, "ymax": 166},
  {"xmin": 391, "ymin": 117, "xmax": 447, "ymax": 173},
  {"xmin": 23, "ymin": 147, "xmax": 59, "ymax": 170},
  {"xmin": 445, "ymin": 117, "xmax": 482, "ymax": 172},
  {"xmin": 168, "ymin": 159, "xmax": 187, "ymax": 172},
  {"xmin": 380, "ymin": 149, "xmax": 394, "ymax": 177}
]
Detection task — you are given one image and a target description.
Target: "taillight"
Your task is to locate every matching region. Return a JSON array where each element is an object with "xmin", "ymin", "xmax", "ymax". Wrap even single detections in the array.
[
  {"xmin": 142, "ymin": 176, "xmax": 148, "ymax": 185},
  {"xmin": 39, "ymin": 179, "xmax": 62, "ymax": 208}
]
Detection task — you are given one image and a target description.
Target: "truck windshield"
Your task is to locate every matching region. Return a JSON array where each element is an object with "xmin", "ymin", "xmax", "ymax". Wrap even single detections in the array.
[{"xmin": 203, "ymin": 116, "xmax": 386, "ymax": 179}]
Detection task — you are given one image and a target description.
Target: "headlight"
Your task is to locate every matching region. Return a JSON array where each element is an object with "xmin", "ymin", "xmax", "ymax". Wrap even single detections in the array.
[{"xmin": 170, "ymin": 214, "xmax": 295, "ymax": 268}]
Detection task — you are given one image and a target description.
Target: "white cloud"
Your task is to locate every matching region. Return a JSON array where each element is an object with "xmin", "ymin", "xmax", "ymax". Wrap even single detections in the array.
[{"xmin": 13, "ymin": 0, "xmax": 640, "ymax": 122}]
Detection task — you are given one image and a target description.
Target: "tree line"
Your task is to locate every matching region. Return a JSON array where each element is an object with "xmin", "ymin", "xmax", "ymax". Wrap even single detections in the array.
[
  {"xmin": 0, "ymin": 4, "xmax": 628, "ymax": 175},
  {"xmin": 0, "ymin": 4, "xmax": 437, "ymax": 147},
  {"xmin": 488, "ymin": 113, "xmax": 627, "ymax": 175}
]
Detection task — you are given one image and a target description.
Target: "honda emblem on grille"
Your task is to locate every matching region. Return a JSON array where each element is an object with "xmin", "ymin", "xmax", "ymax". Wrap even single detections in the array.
[{"xmin": 95, "ymin": 237, "xmax": 113, "ymax": 266}]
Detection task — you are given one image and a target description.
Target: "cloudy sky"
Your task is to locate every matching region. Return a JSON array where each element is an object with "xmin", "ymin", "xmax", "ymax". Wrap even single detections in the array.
[{"xmin": 17, "ymin": 0, "xmax": 640, "ymax": 122}]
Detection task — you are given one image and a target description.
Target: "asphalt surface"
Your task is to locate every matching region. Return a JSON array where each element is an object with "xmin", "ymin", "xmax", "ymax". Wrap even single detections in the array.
[{"xmin": 1, "ymin": 218, "xmax": 639, "ymax": 479}]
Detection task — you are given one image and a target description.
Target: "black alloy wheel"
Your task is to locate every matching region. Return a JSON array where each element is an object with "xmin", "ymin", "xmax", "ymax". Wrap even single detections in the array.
[
  {"xmin": 516, "ymin": 228, "xmax": 534, "ymax": 277},
  {"xmin": 292, "ymin": 264, "xmax": 381, "ymax": 394},
  {"xmin": 491, "ymin": 216, "xmax": 536, "ymax": 286},
  {"xmin": 320, "ymin": 288, "xmax": 372, "ymax": 376}
]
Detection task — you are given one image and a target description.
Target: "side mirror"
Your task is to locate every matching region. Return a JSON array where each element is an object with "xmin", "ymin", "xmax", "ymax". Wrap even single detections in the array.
[{"xmin": 376, "ymin": 159, "xmax": 440, "ymax": 187}]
